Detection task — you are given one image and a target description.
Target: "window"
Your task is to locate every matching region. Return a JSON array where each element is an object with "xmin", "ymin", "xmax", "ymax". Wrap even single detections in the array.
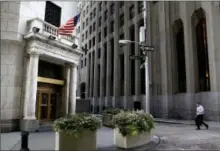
[
  {"xmin": 129, "ymin": 5, "xmax": 135, "ymax": 19},
  {"xmin": 138, "ymin": 1, "xmax": 144, "ymax": 13},
  {"xmin": 119, "ymin": 34, "xmax": 124, "ymax": 48},
  {"xmin": 90, "ymin": 26, "xmax": 92, "ymax": 34},
  {"xmin": 119, "ymin": 1, "xmax": 124, "ymax": 8},
  {"xmin": 90, "ymin": 12, "xmax": 93, "ymax": 21},
  {"xmin": 119, "ymin": 33, "xmax": 124, "ymax": 40},
  {"xmin": 104, "ymin": 10, "xmax": 108, "ymax": 21},
  {"xmin": 98, "ymin": 32, "xmax": 101, "ymax": 42},
  {"xmin": 104, "ymin": 1, "xmax": 107, "ymax": 5},
  {"xmin": 86, "ymin": 6, "xmax": 89, "ymax": 13},
  {"xmin": 86, "ymin": 31, "xmax": 88, "ymax": 39},
  {"xmin": 89, "ymin": 40, "xmax": 92, "ymax": 49},
  {"xmin": 104, "ymin": 26, "xmax": 107, "ymax": 37},
  {"xmin": 84, "ymin": 58, "xmax": 87, "ymax": 67},
  {"xmin": 82, "ymin": 34, "xmax": 84, "ymax": 41},
  {"xmin": 93, "ymin": 8, "xmax": 96, "ymax": 17},
  {"xmin": 99, "ymin": 2, "xmax": 102, "ymax": 11},
  {"xmin": 110, "ymin": 21, "xmax": 114, "ymax": 33},
  {"xmin": 85, "ymin": 44, "xmax": 88, "ymax": 55},
  {"xmin": 99, "ymin": 17, "xmax": 102, "ymax": 26},
  {"xmin": 81, "ymin": 60, "xmax": 83, "ymax": 68},
  {"xmin": 93, "ymin": 37, "xmax": 95, "ymax": 46},
  {"xmin": 83, "ymin": 10, "xmax": 85, "ymax": 17},
  {"xmin": 90, "ymin": 1, "xmax": 92, "ymax": 7},
  {"xmin": 86, "ymin": 18, "xmax": 88, "ymax": 26},
  {"xmin": 98, "ymin": 48, "xmax": 101, "ymax": 59},
  {"xmin": 119, "ymin": 14, "xmax": 124, "ymax": 27},
  {"xmin": 44, "ymin": 1, "xmax": 61, "ymax": 27},
  {"xmin": 93, "ymin": 22, "xmax": 96, "ymax": 31},
  {"xmin": 83, "ymin": 22, "xmax": 85, "ymax": 30},
  {"xmin": 110, "ymin": 3, "xmax": 115, "ymax": 14}
]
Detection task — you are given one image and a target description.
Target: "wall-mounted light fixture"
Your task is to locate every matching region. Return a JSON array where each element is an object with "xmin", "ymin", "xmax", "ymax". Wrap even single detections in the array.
[
  {"xmin": 48, "ymin": 35, "xmax": 56, "ymax": 40},
  {"xmin": 72, "ymin": 43, "xmax": 78, "ymax": 49},
  {"xmin": 32, "ymin": 27, "xmax": 40, "ymax": 33}
]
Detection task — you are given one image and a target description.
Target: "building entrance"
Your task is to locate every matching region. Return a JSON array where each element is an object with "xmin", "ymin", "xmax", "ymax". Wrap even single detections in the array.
[{"xmin": 36, "ymin": 83, "xmax": 62, "ymax": 122}]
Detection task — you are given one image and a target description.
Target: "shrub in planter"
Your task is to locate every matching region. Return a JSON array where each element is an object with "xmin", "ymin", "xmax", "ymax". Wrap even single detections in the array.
[
  {"xmin": 102, "ymin": 108, "xmax": 124, "ymax": 128},
  {"xmin": 113, "ymin": 110, "xmax": 155, "ymax": 149},
  {"xmin": 54, "ymin": 113, "xmax": 101, "ymax": 151}
]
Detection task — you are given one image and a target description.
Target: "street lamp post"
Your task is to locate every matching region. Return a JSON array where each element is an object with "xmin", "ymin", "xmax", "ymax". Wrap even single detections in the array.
[{"xmin": 118, "ymin": 40, "xmax": 154, "ymax": 113}]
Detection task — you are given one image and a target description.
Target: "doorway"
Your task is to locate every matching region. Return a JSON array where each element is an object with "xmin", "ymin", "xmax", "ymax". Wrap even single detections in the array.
[{"xmin": 36, "ymin": 86, "xmax": 62, "ymax": 122}]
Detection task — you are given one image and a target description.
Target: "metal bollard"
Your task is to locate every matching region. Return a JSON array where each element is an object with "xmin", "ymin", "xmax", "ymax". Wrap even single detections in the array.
[{"xmin": 20, "ymin": 131, "xmax": 29, "ymax": 151}]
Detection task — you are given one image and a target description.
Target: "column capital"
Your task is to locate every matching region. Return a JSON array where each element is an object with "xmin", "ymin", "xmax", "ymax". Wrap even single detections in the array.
[
  {"xmin": 69, "ymin": 63, "xmax": 78, "ymax": 68},
  {"xmin": 29, "ymin": 52, "xmax": 40, "ymax": 57}
]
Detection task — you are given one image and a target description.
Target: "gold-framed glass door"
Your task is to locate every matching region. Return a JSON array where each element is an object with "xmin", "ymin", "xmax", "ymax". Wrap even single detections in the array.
[{"xmin": 36, "ymin": 88, "xmax": 53, "ymax": 121}]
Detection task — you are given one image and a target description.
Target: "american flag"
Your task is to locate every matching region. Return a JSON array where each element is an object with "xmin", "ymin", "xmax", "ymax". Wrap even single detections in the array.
[{"xmin": 58, "ymin": 13, "xmax": 80, "ymax": 35}]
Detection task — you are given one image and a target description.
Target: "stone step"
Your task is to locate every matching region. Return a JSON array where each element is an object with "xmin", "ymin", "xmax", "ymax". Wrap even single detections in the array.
[{"xmin": 38, "ymin": 123, "xmax": 53, "ymax": 132}]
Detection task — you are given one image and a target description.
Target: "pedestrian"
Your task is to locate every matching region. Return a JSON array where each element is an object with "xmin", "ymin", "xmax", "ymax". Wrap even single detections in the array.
[{"xmin": 195, "ymin": 102, "xmax": 209, "ymax": 130}]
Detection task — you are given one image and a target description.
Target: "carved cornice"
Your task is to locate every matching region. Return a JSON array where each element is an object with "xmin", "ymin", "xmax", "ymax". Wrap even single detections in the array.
[
  {"xmin": 24, "ymin": 32, "xmax": 83, "ymax": 55},
  {"xmin": 25, "ymin": 34, "xmax": 81, "ymax": 65}
]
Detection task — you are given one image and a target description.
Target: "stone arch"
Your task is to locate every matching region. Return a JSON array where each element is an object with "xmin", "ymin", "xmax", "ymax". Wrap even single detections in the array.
[
  {"xmin": 172, "ymin": 19, "xmax": 186, "ymax": 93},
  {"xmin": 191, "ymin": 8, "xmax": 210, "ymax": 92}
]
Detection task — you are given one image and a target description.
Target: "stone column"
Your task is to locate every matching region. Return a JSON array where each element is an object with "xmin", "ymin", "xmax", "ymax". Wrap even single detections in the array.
[
  {"xmin": 134, "ymin": 23, "xmax": 141, "ymax": 98},
  {"xmin": 135, "ymin": 2, "xmax": 141, "ymax": 96},
  {"xmin": 106, "ymin": 10, "xmax": 112, "ymax": 106},
  {"xmin": 21, "ymin": 52, "xmax": 40, "ymax": 132},
  {"xmin": 201, "ymin": 1, "xmax": 219, "ymax": 92},
  {"xmin": 180, "ymin": 1, "xmax": 196, "ymax": 93},
  {"xmin": 113, "ymin": 2, "xmax": 120, "ymax": 107},
  {"xmin": 158, "ymin": 2, "xmax": 169, "ymax": 118},
  {"xmin": 123, "ymin": 2, "xmax": 131, "ymax": 109},
  {"xmin": 64, "ymin": 63, "xmax": 71, "ymax": 115},
  {"xmin": 105, "ymin": 2, "xmax": 112, "ymax": 107},
  {"xmin": 69, "ymin": 64, "xmax": 78, "ymax": 114},
  {"xmin": 100, "ymin": 20, "xmax": 105, "ymax": 112},
  {"xmin": 93, "ymin": 3, "xmax": 99, "ymax": 112}
]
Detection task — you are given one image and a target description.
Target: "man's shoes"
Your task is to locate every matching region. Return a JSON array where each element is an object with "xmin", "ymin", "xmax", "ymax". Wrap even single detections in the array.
[
  {"xmin": 196, "ymin": 128, "xmax": 201, "ymax": 130},
  {"xmin": 206, "ymin": 125, "xmax": 209, "ymax": 129}
]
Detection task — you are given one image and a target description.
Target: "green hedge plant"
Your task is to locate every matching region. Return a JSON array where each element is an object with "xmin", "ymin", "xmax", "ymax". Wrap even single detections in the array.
[
  {"xmin": 103, "ymin": 108, "xmax": 125, "ymax": 115},
  {"xmin": 113, "ymin": 110, "xmax": 155, "ymax": 137},
  {"xmin": 53, "ymin": 113, "xmax": 101, "ymax": 138}
]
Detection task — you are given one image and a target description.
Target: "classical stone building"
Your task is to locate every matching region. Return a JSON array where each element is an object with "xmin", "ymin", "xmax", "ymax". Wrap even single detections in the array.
[
  {"xmin": 148, "ymin": 1, "xmax": 220, "ymax": 120},
  {"xmin": 78, "ymin": 1, "xmax": 146, "ymax": 113},
  {"xmin": 1, "ymin": 1, "xmax": 82, "ymax": 132}
]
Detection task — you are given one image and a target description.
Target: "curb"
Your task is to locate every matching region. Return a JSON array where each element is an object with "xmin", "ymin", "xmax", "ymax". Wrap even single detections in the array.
[{"xmin": 154, "ymin": 119, "xmax": 194, "ymax": 125}]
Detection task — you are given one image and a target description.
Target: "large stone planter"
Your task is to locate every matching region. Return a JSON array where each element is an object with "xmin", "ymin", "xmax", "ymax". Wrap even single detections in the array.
[
  {"xmin": 102, "ymin": 113, "xmax": 114, "ymax": 127},
  {"xmin": 114, "ymin": 128, "xmax": 151, "ymax": 149},
  {"xmin": 55, "ymin": 130, "xmax": 97, "ymax": 150}
]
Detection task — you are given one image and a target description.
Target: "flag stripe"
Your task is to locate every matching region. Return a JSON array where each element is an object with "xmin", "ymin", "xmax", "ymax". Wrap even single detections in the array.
[{"xmin": 58, "ymin": 14, "xmax": 80, "ymax": 35}]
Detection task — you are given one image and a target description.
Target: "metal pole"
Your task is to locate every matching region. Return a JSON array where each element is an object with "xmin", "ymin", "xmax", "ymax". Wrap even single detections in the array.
[
  {"xmin": 20, "ymin": 131, "xmax": 29, "ymax": 151},
  {"xmin": 143, "ymin": 1, "xmax": 150, "ymax": 113}
]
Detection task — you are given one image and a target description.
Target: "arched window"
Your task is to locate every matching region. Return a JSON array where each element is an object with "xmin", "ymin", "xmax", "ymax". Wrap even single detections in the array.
[
  {"xmin": 192, "ymin": 8, "xmax": 210, "ymax": 91},
  {"xmin": 173, "ymin": 19, "xmax": 186, "ymax": 93}
]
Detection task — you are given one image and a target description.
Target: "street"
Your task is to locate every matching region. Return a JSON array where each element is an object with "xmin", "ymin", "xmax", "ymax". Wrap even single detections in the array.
[{"xmin": 2, "ymin": 122, "xmax": 220, "ymax": 150}]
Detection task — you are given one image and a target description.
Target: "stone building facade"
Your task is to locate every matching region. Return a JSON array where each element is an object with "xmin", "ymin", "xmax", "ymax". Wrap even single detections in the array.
[
  {"xmin": 148, "ymin": 1, "xmax": 220, "ymax": 121},
  {"xmin": 78, "ymin": 1, "xmax": 146, "ymax": 113},
  {"xmin": 1, "ymin": 1, "xmax": 82, "ymax": 132}
]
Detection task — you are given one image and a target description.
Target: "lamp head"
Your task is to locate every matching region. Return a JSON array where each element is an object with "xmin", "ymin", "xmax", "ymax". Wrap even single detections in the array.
[{"xmin": 118, "ymin": 40, "xmax": 132, "ymax": 44}]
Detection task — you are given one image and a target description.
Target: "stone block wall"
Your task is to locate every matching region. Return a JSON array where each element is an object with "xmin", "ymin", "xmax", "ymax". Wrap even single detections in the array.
[{"xmin": 1, "ymin": 40, "xmax": 25, "ymax": 131}]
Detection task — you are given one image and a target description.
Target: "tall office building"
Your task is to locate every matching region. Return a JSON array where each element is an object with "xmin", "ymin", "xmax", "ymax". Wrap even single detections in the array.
[
  {"xmin": 148, "ymin": 1, "xmax": 220, "ymax": 121},
  {"xmin": 77, "ymin": 1, "xmax": 146, "ymax": 113},
  {"xmin": 1, "ymin": 1, "xmax": 82, "ymax": 132}
]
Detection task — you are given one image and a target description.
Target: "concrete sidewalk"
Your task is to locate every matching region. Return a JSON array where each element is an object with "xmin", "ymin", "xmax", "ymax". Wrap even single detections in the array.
[
  {"xmin": 1, "ymin": 118, "xmax": 219, "ymax": 150},
  {"xmin": 154, "ymin": 118, "xmax": 220, "ymax": 128},
  {"xmin": 2, "ymin": 127, "xmax": 159, "ymax": 150}
]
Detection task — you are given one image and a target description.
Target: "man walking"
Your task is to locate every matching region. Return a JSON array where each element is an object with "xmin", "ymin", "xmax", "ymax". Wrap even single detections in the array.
[{"xmin": 195, "ymin": 102, "xmax": 209, "ymax": 130}]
